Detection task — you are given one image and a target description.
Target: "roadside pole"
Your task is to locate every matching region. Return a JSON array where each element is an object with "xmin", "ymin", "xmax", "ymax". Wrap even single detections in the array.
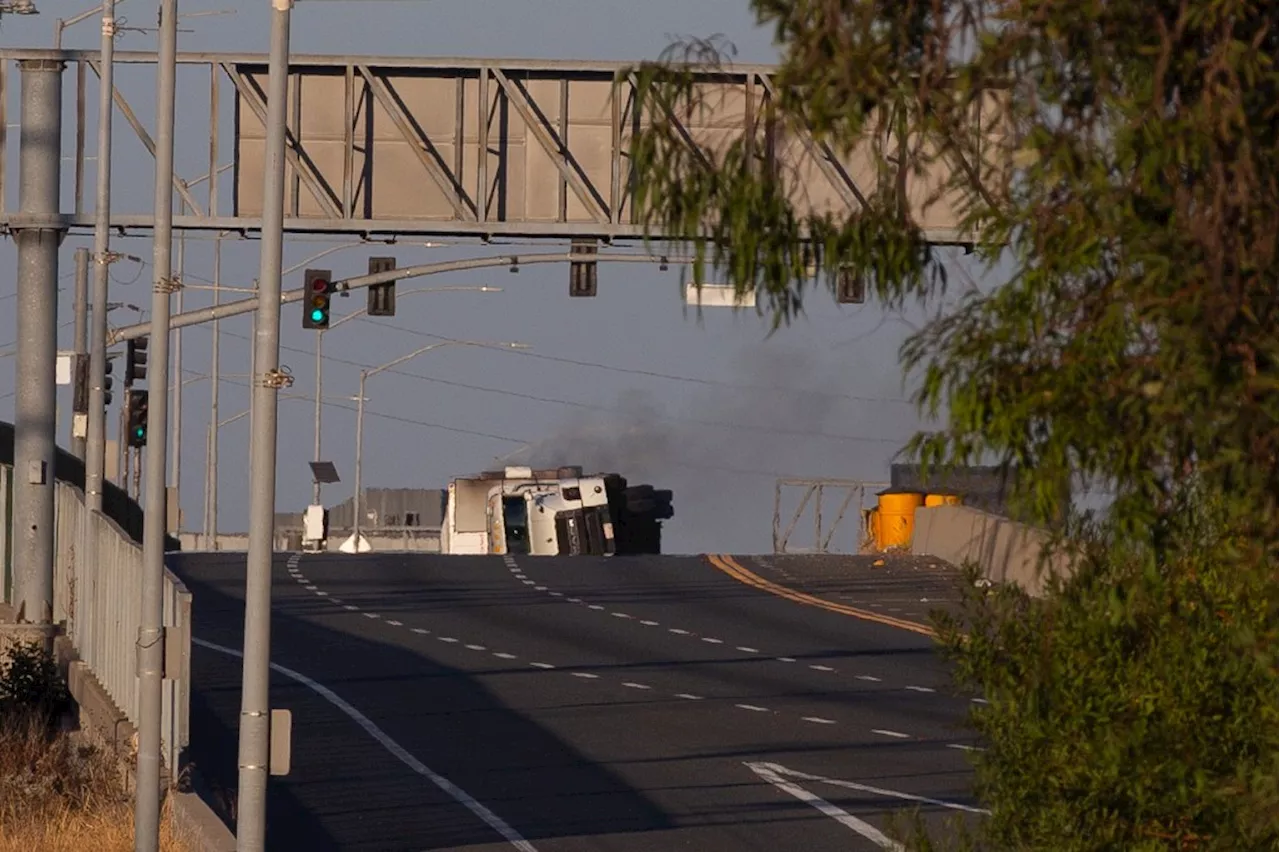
[{"xmin": 71, "ymin": 247, "xmax": 89, "ymax": 459}]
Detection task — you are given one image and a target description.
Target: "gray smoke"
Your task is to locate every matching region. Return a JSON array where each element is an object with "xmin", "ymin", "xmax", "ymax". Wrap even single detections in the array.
[{"xmin": 503, "ymin": 343, "xmax": 915, "ymax": 554}]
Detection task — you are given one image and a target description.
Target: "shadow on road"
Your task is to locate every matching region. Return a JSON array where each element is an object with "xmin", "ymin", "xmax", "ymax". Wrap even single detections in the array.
[{"xmin": 174, "ymin": 553, "xmax": 675, "ymax": 852}]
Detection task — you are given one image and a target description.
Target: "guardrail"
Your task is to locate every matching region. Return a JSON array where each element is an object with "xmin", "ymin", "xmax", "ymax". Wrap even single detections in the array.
[{"xmin": 2, "ymin": 461, "xmax": 191, "ymax": 781}]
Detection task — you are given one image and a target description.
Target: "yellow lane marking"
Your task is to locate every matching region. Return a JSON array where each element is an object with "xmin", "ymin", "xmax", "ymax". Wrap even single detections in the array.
[{"xmin": 706, "ymin": 554, "xmax": 936, "ymax": 638}]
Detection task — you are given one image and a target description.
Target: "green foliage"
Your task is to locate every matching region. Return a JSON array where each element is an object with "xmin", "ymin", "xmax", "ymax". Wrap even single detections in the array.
[
  {"xmin": 624, "ymin": 1, "xmax": 1278, "ymax": 848},
  {"xmin": 0, "ymin": 640, "xmax": 70, "ymax": 725}
]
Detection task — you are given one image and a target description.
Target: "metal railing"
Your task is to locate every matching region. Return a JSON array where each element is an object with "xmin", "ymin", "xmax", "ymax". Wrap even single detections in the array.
[{"xmin": 3, "ymin": 463, "xmax": 191, "ymax": 780}]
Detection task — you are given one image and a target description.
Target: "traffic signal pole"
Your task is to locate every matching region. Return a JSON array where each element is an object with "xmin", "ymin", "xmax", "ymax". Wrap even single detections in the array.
[{"xmin": 135, "ymin": 0, "xmax": 179, "ymax": 844}]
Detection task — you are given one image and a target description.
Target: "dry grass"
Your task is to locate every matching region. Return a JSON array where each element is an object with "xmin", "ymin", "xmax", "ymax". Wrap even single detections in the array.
[{"xmin": 0, "ymin": 710, "xmax": 191, "ymax": 851}]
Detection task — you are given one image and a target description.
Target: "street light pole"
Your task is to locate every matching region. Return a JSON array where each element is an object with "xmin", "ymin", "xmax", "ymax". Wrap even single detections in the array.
[
  {"xmin": 236, "ymin": 0, "xmax": 292, "ymax": 848},
  {"xmin": 350, "ymin": 340, "xmax": 527, "ymax": 550}
]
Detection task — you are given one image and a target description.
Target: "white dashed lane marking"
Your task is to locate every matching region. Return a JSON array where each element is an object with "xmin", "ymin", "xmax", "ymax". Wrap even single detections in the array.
[
  {"xmin": 280, "ymin": 553, "xmax": 979, "ymax": 752},
  {"xmin": 504, "ymin": 555, "xmax": 959, "ymax": 701}
]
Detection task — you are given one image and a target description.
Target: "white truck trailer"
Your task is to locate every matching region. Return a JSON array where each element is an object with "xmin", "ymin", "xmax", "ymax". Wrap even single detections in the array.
[{"xmin": 442, "ymin": 465, "xmax": 672, "ymax": 556}]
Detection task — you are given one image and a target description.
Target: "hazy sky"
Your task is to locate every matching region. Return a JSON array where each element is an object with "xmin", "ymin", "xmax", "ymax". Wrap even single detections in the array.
[{"xmin": 0, "ymin": 0, "xmax": 955, "ymax": 554}]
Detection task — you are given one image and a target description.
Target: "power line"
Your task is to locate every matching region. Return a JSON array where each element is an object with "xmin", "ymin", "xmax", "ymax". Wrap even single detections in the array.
[
  {"xmin": 210, "ymin": 373, "xmax": 815, "ymax": 479},
  {"xmin": 200, "ymin": 325, "xmax": 909, "ymax": 446},
  {"xmin": 360, "ymin": 316, "xmax": 917, "ymax": 407}
]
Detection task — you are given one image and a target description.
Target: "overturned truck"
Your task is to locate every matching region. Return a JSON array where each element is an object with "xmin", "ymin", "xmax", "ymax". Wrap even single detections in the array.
[{"xmin": 442, "ymin": 466, "xmax": 674, "ymax": 556}]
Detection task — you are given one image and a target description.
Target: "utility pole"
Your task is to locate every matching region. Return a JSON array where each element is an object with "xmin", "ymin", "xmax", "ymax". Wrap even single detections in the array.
[
  {"xmin": 170, "ymin": 196, "xmax": 186, "ymax": 535},
  {"xmin": 205, "ymin": 61, "xmax": 222, "ymax": 549},
  {"xmin": 71, "ymin": 247, "xmax": 90, "ymax": 459},
  {"xmin": 84, "ymin": 1, "xmax": 117, "ymax": 680},
  {"xmin": 11, "ymin": 58, "xmax": 64, "ymax": 628},
  {"xmin": 237, "ymin": 0, "xmax": 293, "ymax": 847},
  {"xmin": 134, "ymin": 0, "xmax": 178, "ymax": 846}
]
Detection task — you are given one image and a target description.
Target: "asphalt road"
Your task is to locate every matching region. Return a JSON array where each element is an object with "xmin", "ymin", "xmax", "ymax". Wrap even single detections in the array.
[{"xmin": 173, "ymin": 551, "xmax": 984, "ymax": 851}]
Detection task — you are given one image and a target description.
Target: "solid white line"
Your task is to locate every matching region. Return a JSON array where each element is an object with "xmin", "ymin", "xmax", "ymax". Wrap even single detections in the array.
[
  {"xmin": 746, "ymin": 761, "xmax": 990, "ymax": 815},
  {"xmin": 746, "ymin": 763, "xmax": 904, "ymax": 850},
  {"xmin": 621, "ymin": 682, "xmax": 652, "ymax": 690},
  {"xmin": 871, "ymin": 729, "xmax": 910, "ymax": 739},
  {"xmin": 529, "ymin": 662, "xmax": 555, "ymax": 669},
  {"xmin": 905, "ymin": 685, "xmax": 935, "ymax": 693},
  {"xmin": 802, "ymin": 716, "xmax": 837, "ymax": 725},
  {"xmin": 735, "ymin": 703, "xmax": 769, "ymax": 712},
  {"xmin": 192, "ymin": 637, "xmax": 537, "ymax": 852}
]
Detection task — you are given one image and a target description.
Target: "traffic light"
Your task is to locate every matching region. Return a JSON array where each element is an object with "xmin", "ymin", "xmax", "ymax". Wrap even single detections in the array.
[
  {"xmin": 836, "ymin": 268, "xmax": 865, "ymax": 304},
  {"xmin": 302, "ymin": 269, "xmax": 333, "ymax": 329},
  {"xmin": 103, "ymin": 358, "xmax": 113, "ymax": 407},
  {"xmin": 126, "ymin": 388, "xmax": 149, "ymax": 447},
  {"xmin": 569, "ymin": 239, "xmax": 598, "ymax": 297},
  {"xmin": 367, "ymin": 256, "xmax": 397, "ymax": 317},
  {"xmin": 125, "ymin": 336, "xmax": 148, "ymax": 386}
]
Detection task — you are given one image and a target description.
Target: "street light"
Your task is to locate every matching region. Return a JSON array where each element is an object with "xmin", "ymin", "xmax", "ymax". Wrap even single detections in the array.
[
  {"xmin": 350, "ymin": 340, "xmax": 529, "ymax": 551},
  {"xmin": 310, "ymin": 284, "xmax": 503, "ymax": 505}
]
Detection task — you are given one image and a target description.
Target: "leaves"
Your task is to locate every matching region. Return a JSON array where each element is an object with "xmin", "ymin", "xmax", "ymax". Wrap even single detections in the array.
[{"xmin": 625, "ymin": 1, "xmax": 1278, "ymax": 848}]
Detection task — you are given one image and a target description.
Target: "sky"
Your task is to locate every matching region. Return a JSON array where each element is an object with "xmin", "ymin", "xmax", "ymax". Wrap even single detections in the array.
[{"xmin": 0, "ymin": 0, "xmax": 958, "ymax": 554}]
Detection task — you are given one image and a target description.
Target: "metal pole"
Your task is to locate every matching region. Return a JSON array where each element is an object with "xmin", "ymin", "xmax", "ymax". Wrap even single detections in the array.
[
  {"xmin": 71, "ymin": 247, "xmax": 90, "ymax": 459},
  {"xmin": 108, "ymin": 253, "xmax": 689, "ymax": 343},
  {"xmin": 353, "ymin": 369, "xmax": 365, "ymax": 549},
  {"xmin": 206, "ymin": 58, "xmax": 221, "ymax": 548},
  {"xmin": 237, "ymin": 1, "xmax": 292, "ymax": 848},
  {"xmin": 170, "ymin": 198, "xmax": 186, "ymax": 531},
  {"xmin": 208, "ymin": 237, "xmax": 221, "ymax": 547},
  {"xmin": 11, "ymin": 59, "xmax": 65, "ymax": 628},
  {"xmin": 134, "ymin": 0, "xmax": 178, "ymax": 844},
  {"xmin": 313, "ymin": 331, "xmax": 322, "ymax": 504}
]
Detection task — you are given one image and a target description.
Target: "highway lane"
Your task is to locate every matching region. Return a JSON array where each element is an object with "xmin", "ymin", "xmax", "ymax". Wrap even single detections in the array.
[{"xmin": 173, "ymin": 551, "xmax": 982, "ymax": 851}]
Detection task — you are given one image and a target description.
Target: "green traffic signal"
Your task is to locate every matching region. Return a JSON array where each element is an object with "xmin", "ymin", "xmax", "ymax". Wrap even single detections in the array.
[{"xmin": 311, "ymin": 309, "xmax": 324, "ymax": 322}]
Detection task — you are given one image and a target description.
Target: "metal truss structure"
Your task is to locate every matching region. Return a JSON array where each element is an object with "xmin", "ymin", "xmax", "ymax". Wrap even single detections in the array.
[
  {"xmin": 0, "ymin": 49, "xmax": 1001, "ymax": 243},
  {"xmin": 772, "ymin": 477, "xmax": 889, "ymax": 555}
]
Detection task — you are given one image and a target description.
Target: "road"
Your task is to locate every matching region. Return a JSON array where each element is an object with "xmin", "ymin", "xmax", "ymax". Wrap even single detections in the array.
[{"xmin": 173, "ymin": 551, "xmax": 984, "ymax": 851}]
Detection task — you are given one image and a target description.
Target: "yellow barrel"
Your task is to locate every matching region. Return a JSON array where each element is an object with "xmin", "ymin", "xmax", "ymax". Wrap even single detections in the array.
[
  {"xmin": 876, "ymin": 491, "xmax": 925, "ymax": 549},
  {"xmin": 925, "ymin": 493, "xmax": 962, "ymax": 507}
]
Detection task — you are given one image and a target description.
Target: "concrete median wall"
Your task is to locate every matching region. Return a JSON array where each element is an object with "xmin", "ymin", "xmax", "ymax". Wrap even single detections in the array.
[{"xmin": 911, "ymin": 505, "xmax": 1075, "ymax": 597}]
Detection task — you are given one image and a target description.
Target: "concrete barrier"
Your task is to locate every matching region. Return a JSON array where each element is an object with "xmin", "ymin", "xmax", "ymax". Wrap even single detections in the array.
[{"xmin": 911, "ymin": 505, "xmax": 1075, "ymax": 597}]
